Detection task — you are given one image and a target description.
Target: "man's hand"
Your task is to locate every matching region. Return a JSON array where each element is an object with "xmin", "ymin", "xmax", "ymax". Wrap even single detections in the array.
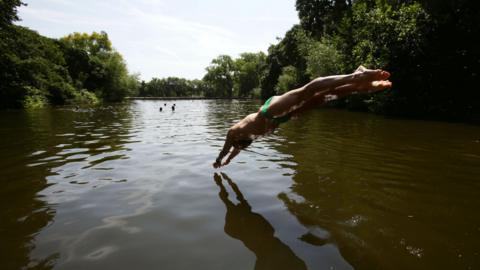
[
  {"xmin": 213, "ymin": 129, "xmax": 234, "ymax": 169},
  {"xmin": 221, "ymin": 159, "xmax": 231, "ymax": 166},
  {"xmin": 213, "ymin": 157, "xmax": 231, "ymax": 168}
]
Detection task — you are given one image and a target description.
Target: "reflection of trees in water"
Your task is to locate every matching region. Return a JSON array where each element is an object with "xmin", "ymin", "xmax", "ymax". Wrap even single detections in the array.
[
  {"xmin": 214, "ymin": 173, "xmax": 306, "ymax": 270},
  {"xmin": 27, "ymin": 104, "xmax": 137, "ymax": 171},
  {"xmin": 0, "ymin": 151, "xmax": 58, "ymax": 269},
  {"xmin": 0, "ymin": 109, "xmax": 60, "ymax": 269},
  {"xmin": 271, "ymin": 110, "xmax": 390, "ymax": 269},
  {"xmin": 0, "ymin": 104, "xmax": 135, "ymax": 269},
  {"xmin": 270, "ymin": 110, "xmax": 480, "ymax": 269}
]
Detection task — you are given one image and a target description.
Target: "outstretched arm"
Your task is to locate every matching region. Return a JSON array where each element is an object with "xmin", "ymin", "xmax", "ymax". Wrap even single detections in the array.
[
  {"xmin": 213, "ymin": 130, "xmax": 234, "ymax": 168},
  {"xmin": 221, "ymin": 148, "xmax": 241, "ymax": 166}
]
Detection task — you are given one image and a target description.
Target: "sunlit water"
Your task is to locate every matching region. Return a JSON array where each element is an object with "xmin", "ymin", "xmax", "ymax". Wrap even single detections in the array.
[{"xmin": 1, "ymin": 100, "xmax": 479, "ymax": 270}]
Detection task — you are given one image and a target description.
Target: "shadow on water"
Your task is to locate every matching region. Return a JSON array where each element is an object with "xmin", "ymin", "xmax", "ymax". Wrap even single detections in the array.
[{"xmin": 213, "ymin": 172, "xmax": 307, "ymax": 270}]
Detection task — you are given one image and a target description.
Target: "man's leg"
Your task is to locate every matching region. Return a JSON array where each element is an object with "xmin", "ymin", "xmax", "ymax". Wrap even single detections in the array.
[
  {"xmin": 289, "ymin": 79, "xmax": 392, "ymax": 116},
  {"xmin": 265, "ymin": 67, "xmax": 390, "ymax": 117}
]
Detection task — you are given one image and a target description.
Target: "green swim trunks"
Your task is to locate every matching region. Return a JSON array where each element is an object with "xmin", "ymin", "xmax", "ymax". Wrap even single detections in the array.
[{"xmin": 260, "ymin": 96, "xmax": 291, "ymax": 125}]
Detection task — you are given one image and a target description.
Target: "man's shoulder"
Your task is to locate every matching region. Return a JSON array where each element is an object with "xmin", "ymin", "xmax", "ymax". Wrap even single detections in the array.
[{"xmin": 227, "ymin": 127, "xmax": 238, "ymax": 135}]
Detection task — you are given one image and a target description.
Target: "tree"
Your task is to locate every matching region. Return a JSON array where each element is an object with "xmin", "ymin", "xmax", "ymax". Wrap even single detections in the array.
[
  {"xmin": 275, "ymin": 66, "xmax": 298, "ymax": 94},
  {"xmin": 0, "ymin": 0, "xmax": 24, "ymax": 30},
  {"xmin": 60, "ymin": 32, "xmax": 138, "ymax": 102},
  {"xmin": 234, "ymin": 52, "xmax": 266, "ymax": 97},
  {"xmin": 1, "ymin": 2, "xmax": 137, "ymax": 110},
  {"xmin": 203, "ymin": 55, "xmax": 235, "ymax": 98},
  {"xmin": 259, "ymin": 45, "xmax": 283, "ymax": 99},
  {"xmin": 260, "ymin": 25, "xmax": 310, "ymax": 99},
  {"xmin": 60, "ymin": 31, "xmax": 112, "ymax": 57},
  {"xmin": 295, "ymin": 0, "xmax": 352, "ymax": 38},
  {"xmin": 0, "ymin": 26, "xmax": 74, "ymax": 108}
]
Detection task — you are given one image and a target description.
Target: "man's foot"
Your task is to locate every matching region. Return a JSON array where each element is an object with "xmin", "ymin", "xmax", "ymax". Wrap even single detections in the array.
[{"xmin": 354, "ymin": 65, "xmax": 390, "ymax": 82}]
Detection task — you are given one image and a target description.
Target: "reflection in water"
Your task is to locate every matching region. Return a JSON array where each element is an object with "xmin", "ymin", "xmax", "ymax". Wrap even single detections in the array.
[
  {"xmin": 0, "ymin": 110, "xmax": 59, "ymax": 270},
  {"xmin": 273, "ymin": 109, "xmax": 480, "ymax": 270},
  {"xmin": 214, "ymin": 173, "xmax": 307, "ymax": 270},
  {"xmin": 0, "ymin": 180, "xmax": 57, "ymax": 270},
  {"xmin": 0, "ymin": 104, "xmax": 136, "ymax": 269}
]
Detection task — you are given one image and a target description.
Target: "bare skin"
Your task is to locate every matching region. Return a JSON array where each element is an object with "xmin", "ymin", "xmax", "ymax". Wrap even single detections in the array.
[{"xmin": 213, "ymin": 66, "xmax": 392, "ymax": 168}]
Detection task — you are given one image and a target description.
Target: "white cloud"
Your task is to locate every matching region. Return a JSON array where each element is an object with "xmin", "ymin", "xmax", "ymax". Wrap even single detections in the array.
[{"xmin": 17, "ymin": 0, "xmax": 299, "ymax": 80}]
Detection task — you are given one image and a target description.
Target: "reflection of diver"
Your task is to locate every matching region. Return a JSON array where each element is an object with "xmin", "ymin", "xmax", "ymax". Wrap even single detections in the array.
[{"xmin": 214, "ymin": 173, "xmax": 307, "ymax": 270}]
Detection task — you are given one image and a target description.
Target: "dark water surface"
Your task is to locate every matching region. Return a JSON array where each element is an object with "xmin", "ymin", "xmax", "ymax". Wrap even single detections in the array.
[{"xmin": 1, "ymin": 100, "xmax": 479, "ymax": 270}]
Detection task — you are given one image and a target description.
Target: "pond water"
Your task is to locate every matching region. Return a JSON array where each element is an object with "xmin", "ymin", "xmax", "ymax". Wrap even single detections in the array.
[{"xmin": 1, "ymin": 100, "xmax": 479, "ymax": 270}]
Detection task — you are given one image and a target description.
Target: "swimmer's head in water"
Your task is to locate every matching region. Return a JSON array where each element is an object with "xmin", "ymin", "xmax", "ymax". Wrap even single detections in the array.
[{"xmin": 233, "ymin": 139, "xmax": 252, "ymax": 149}]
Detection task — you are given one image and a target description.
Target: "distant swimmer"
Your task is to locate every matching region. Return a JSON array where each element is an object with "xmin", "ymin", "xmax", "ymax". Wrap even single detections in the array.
[
  {"xmin": 159, "ymin": 107, "xmax": 163, "ymax": 112},
  {"xmin": 171, "ymin": 105, "xmax": 175, "ymax": 111},
  {"xmin": 164, "ymin": 103, "xmax": 167, "ymax": 106},
  {"xmin": 213, "ymin": 65, "xmax": 392, "ymax": 168}
]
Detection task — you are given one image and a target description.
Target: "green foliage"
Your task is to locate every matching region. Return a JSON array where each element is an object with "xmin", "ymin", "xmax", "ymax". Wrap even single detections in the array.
[
  {"xmin": 251, "ymin": 87, "xmax": 262, "ymax": 99},
  {"xmin": 139, "ymin": 77, "xmax": 207, "ymax": 97},
  {"xmin": 0, "ymin": 26, "xmax": 73, "ymax": 108},
  {"xmin": 21, "ymin": 86, "xmax": 47, "ymax": 109},
  {"xmin": 347, "ymin": 1, "xmax": 432, "ymax": 113},
  {"xmin": 259, "ymin": 45, "xmax": 283, "ymax": 99},
  {"xmin": 100, "ymin": 52, "xmax": 130, "ymax": 101},
  {"xmin": 60, "ymin": 31, "xmax": 112, "ymax": 56},
  {"xmin": 349, "ymin": 1, "xmax": 429, "ymax": 67},
  {"xmin": 1, "ymin": 5, "xmax": 138, "ymax": 109},
  {"xmin": 233, "ymin": 52, "xmax": 266, "ymax": 97},
  {"xmin": 260, "ymin": 25, "xmax": 310, "ymax": 99},
  {"xmin": 295, "ymin": 0, "xmax": 352, "ymax": 37},
  {"xmin": 296, "ymin": 32, "xmax": 343, "ymax": 77},
  {"xmin": 140, "ymin": 52, "xmax": 265, "ymax": 99},
  {"xmin": 290, "ymin": 0, "xmax": 479, "ymax": 121},
  {"xmin": 0, "ymin": 0, "xmax": 24, "ymax": 30},
  {"xmin": 203, "ymin": 55, "xmax": 235, "ymax": 98},
  {"xmin": 1, "ymin": 23, "xmax": 139, "ymax": 109},
  {"xmin": 275, "ymin": 66, "xmax": 298, "ymax": 94},
  {"xmin": 71, "ymin": 89, "xmax": 99, "ymax": 105},
  {"xmin": 60, "ymin": 32, "xmax": 138, "ymax": 102}
]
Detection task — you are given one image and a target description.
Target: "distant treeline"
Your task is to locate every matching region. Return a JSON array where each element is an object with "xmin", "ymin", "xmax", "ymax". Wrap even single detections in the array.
[
  {"xmin": 138, "ymin": 53, "xmax": 266, "ymax": 98},
  {"xmin": 0, "ymin": 0, "xmax": 139, "ymax": 109},
  {"xmin": 1, "ymin": 0, "xmax": 479, "ymax": 122}
]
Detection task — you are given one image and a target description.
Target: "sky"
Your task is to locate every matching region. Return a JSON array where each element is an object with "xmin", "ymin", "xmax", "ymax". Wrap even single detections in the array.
[{"xmin": 16, "ymin": 0, "xmax": 299, "ymax": 80}]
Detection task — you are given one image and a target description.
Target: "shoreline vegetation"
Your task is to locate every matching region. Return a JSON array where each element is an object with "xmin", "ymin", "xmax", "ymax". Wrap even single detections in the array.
[{"xmin": 1, "ymin": 0, "xmax": 478, "ymax": 123}]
